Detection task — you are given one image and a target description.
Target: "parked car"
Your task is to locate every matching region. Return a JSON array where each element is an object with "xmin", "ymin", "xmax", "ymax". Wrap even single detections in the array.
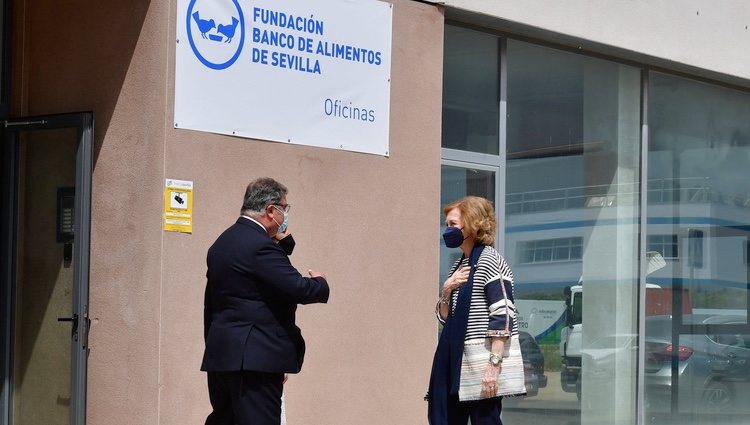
[
  {"xmin": 577, "ymin": 333, "xmax": 639, "ymax": 402},
  {"xmin": 519, "ymin": 331, "xmax": 547, "ymax": 397},
  {"xmin": 645, "ymin": 314, "xmax": 750, "ymax": 414}
]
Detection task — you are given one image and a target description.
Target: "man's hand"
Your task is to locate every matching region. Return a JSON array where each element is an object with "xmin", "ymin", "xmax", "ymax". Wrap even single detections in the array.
[
  {"xmin": 308, "ymin": 269, "xmax": 326, "ymax": 279},
  {"xmin": 273, "ymin": 229, "xmax": 290, "ymax": 241}
]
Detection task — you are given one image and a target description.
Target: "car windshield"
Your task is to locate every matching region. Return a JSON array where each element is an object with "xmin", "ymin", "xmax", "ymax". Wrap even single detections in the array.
[{"xmin": 570, "ymin": 292, "xmax": 583, "ymax": 325}]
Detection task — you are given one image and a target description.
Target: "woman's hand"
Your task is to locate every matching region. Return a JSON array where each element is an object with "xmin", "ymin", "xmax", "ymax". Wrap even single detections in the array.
[
  {"xmin": 437, "ymin": 266, "xmax": 470, "ymax": 320},
  {"xmin": 442, "ymin": 266, "xmax": 470, "ymax": 298},
  {"xmin": 482, "ymin": 362, "xmax": 501, "ymax": 398},
  {"xmin": 482, "ymin": 337, "xmax": 506, "ymax": 397}
]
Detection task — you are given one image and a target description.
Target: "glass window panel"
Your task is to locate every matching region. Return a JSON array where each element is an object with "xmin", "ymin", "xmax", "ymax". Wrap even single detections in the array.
[
  {"xmin": 553, "ymin": 246, "xmax": 568, "ymax": 261},
  {"xmin": 439, "ymin": 165, "xmax": 496, "ymax": 289},
  {"xmin": 570, "ymin": 245, "xmax": 582, "ymax": 260},
  {"xmin": 645, "ymin": 72, "xmax": 750, "ymax": 424},
  {"xmin": 517, "ymin": 238, "xmax": 587, "ymax": 264},
  {"xmin": 503, "ymin": 40, "xmax": 641, "ymax": 425},
  {"xmin": 670, "ymin": 243, "xmax": 679, "ymax": 259},
  {"xmin": 648, "ymin": 234, "xmax": 680, "ymax": 260},
  {"xmin": 536, "ymin": 247, "xmax": 552, "ymax": 262},
  {"xmin": 537, "ymin": 240, "xmax": 554, "ymax": 249},
  {"xmin": 521, "ymin": 248, "xmax": 534, "ymax": 264},
  {"xmin": 442, "ymin": 26, "xmax": 499, "ymax": 155},
  {"xmin": 12, "ymin": 129, "xmax": 77, "ymax": 425}
]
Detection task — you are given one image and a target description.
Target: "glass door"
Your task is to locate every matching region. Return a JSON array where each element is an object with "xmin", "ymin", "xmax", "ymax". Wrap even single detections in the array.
[
  {"xmin": 1, "ymin": 113, "xmax": 93, "ymax": 425},
  {"xmin": 440, "ymin": 162, "xmax": 499, "ymax": 284}
]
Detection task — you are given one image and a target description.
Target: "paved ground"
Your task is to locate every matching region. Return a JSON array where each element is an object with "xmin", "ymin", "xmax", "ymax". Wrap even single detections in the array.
[
  {"xmin": 502, "ymin": 372, "xmax": 749, "ymax": 425},
  {"xmin": 504, "ymin": 371, "xmax": 579, "ymax": 410},
  {"xmin": 503, "ymin": 371, "xmax": 581, "ymax": 425}
]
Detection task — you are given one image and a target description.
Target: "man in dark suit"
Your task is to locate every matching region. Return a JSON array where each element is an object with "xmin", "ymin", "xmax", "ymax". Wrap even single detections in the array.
[{"xmin": 202, "ymin": 177, "xmax": 330, "ymax": 425}]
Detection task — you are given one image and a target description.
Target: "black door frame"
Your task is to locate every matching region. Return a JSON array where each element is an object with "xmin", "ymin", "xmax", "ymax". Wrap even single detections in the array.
[{"xmin": 0, "ymin": 112, "xmax": 93, "ymax": 425}]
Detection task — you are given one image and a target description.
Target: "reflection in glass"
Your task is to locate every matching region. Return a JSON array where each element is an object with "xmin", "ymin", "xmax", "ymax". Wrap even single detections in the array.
[
  {"xmin": 12, "ymin": 129, "xmax": 78, "ymax": 425},
  {"xmin": 439, "ymin": 165, "xmax": 496, "ymax": 284},
  {"xmin": 442, "ymin": 26, "xmax": 499, "ymax": 155},
  {"xmin": 645, "ymin": 73, "xmax": 750, "ymax": 424},
  {"xmin": 502, "ymin": 40, "xmax": 641, "ymax": 425}
]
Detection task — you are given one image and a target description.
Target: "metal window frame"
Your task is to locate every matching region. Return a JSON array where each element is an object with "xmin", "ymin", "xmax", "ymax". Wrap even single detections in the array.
[
  {"xmin": 440, "ymin": 158, "xmax": 502, "ymax": 212},
  {"xmin": 636, "ymin": 68, "xmax": 650, "ymax": 425}
]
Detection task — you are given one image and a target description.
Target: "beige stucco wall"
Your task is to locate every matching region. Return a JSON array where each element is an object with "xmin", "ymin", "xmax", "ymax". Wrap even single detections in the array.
[
  {"xmin": 13, "ymin": 0, "xmax": 444, "ymax": 423},
  {"xmin": 161, "ymin": 1, "xmax": 444, "ymax": 423}
]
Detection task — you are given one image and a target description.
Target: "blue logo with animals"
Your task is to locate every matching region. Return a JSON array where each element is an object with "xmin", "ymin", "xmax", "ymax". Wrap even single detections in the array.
[{"xmin": 186, "ymin": 0, "xmax": 245, "ymax": 70}]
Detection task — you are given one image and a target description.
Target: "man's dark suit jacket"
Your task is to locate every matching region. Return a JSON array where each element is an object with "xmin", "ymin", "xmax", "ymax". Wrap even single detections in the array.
[{"xmin": 201, "ymin": 217, "xmax": 330, "ymax": 374}]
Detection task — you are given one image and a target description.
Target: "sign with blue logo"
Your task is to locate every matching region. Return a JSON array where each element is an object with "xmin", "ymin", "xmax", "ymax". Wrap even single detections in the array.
[{"xmin": 175, "ymin": 0, "xmax": 392, "ymax": 156}]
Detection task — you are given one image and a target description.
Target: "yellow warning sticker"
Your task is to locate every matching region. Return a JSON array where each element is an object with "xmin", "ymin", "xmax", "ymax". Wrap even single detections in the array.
[{"xmin": 164, "ymin": 179, "xmax": 193, "ymax": 233}]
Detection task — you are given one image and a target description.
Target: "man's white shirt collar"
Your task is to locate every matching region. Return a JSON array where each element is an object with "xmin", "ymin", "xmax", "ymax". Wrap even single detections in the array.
[{"xmin": 240, "ymin": 215, "xmax": 266, "ymax": 231}]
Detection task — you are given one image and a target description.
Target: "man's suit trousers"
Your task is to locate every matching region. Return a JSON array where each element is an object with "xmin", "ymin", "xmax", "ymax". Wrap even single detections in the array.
[{"xmin": 205, "ymin": 370, "xmax": 284, "ymax": 425}]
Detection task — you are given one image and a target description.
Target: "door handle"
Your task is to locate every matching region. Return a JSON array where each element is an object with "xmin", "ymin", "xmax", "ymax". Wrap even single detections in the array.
[
  {"xmin": 57, "ymin": 313, "xmax": 79, "ymax": 340},
  {"xmin": 57, "ymin": 314, "xmax": 78, "ymax": 323}
]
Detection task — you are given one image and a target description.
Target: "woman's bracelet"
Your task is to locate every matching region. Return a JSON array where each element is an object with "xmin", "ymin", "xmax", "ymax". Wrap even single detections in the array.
[{"xmin": 439, "ymin": 296, "xmax": 450, "ymax": 305}]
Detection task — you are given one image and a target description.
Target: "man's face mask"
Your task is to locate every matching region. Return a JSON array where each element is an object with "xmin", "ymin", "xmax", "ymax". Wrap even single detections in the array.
[{"xmin": 273, "ymin": 205, "xmax": 289, "ymax": 234}]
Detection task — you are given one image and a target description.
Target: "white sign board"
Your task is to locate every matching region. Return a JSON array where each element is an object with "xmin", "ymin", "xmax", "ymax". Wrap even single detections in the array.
[
  {"xmin": 175, "ymin": 0, "xmax": 393, "ymax": 156},
  {"xmin": 515, "ymin": 300, "xmax": 565, "ymax": 340}
]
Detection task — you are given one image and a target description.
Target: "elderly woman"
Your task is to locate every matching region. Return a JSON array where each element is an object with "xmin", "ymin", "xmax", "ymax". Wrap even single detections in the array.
[{"xmin": 427, "ymin": 196, "xmax": 522, "ymax": 425}]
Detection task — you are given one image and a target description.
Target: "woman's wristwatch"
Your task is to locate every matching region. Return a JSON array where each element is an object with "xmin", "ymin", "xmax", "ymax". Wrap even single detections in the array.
[{"xmin": 489, "ymin": 353, "xmax": 503, "ymax": 366}]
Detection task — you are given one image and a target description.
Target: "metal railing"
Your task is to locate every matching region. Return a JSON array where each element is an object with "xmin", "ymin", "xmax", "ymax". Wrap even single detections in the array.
[{"xmin": 506, "ymin": 178, "xmax": 729, "ymax": 215}]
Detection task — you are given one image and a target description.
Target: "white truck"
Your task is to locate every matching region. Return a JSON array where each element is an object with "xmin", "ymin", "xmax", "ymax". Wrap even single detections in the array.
[
  {"xmin": 559, "ymin": 252, "xmax": 670, "ymax": 398},
  {"xmin": 559, "ymin": 282, "xmax": 583, "ymax": 396}
]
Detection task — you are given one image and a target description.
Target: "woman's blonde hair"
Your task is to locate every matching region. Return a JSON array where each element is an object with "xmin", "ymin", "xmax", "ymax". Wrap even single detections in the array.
[{"xmin": 443, "ymin": 196, "xmax": 496, "ymax": 246}]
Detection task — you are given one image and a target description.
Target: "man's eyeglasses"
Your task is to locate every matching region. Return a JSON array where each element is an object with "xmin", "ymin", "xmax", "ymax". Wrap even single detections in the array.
[{"xmin": 273, "ymin": 203, "xmax": 291, "ymax": 213}]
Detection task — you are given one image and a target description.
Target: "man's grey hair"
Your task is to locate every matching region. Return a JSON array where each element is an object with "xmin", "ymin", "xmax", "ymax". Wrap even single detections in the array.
[{"xmin": 241, "ymin": 177, "xmax": 288, "ymax": 214}]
